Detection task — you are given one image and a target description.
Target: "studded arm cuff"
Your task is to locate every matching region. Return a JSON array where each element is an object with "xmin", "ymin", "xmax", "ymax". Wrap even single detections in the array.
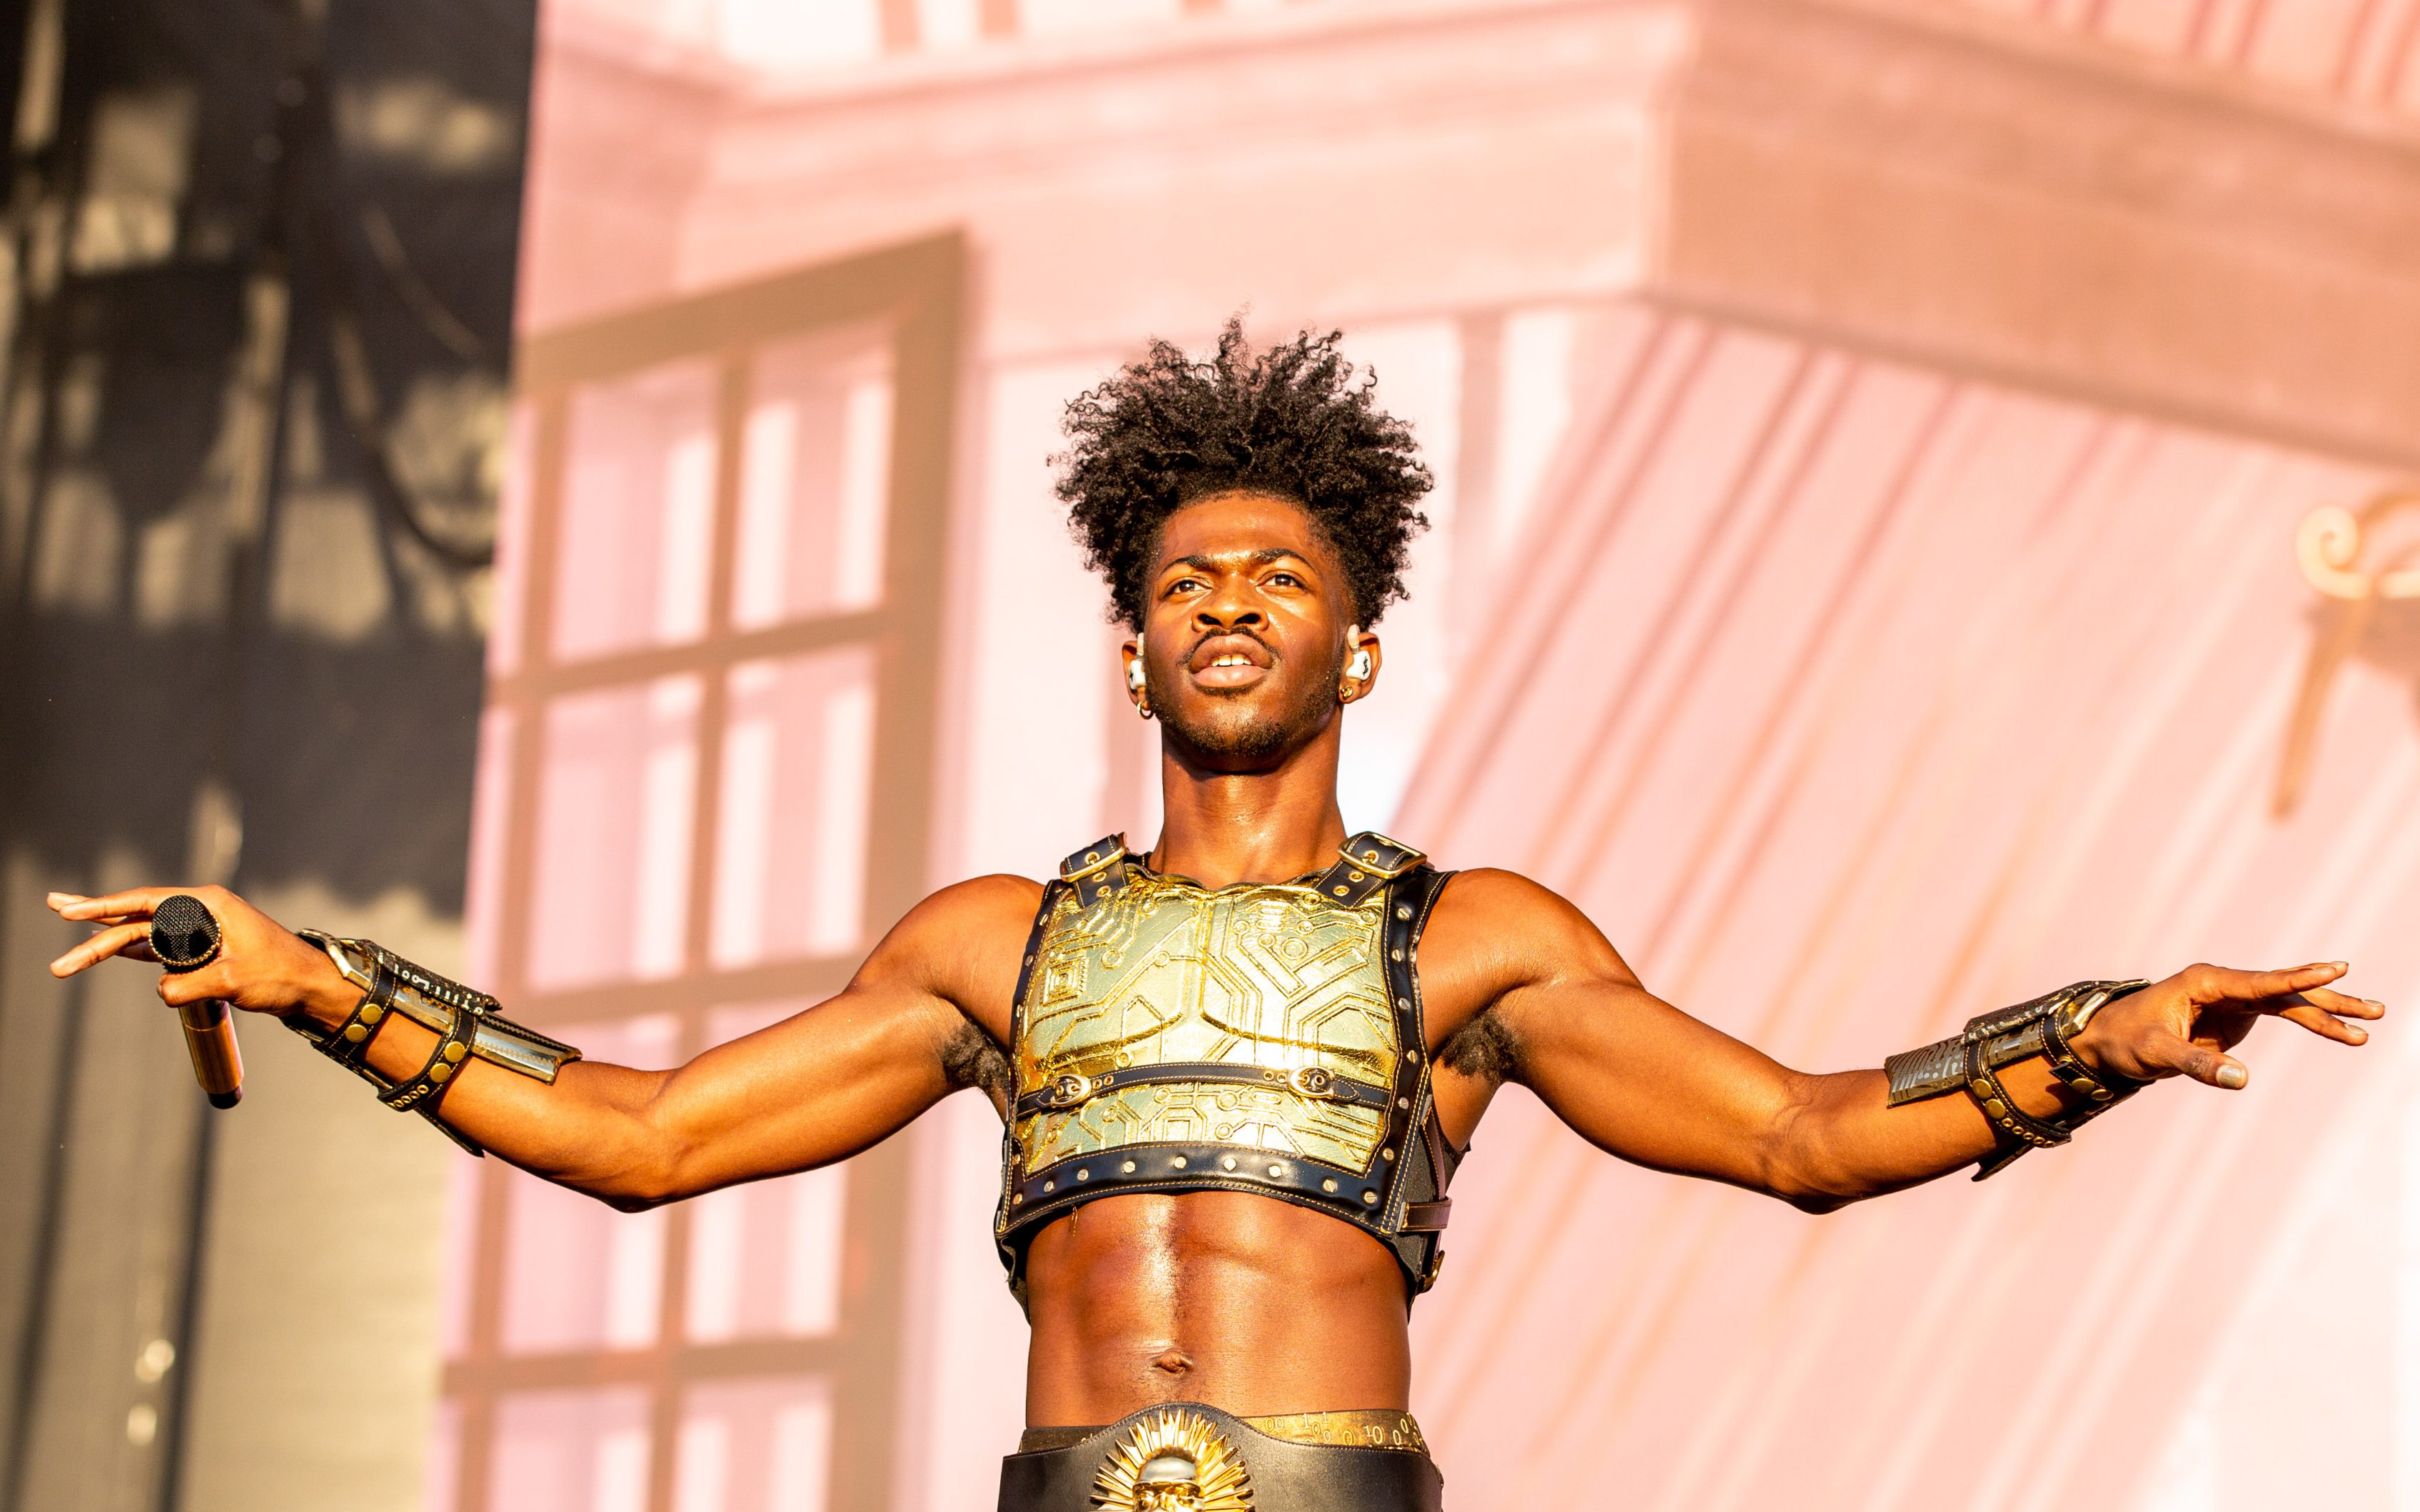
[
  {"xmin": 288, "ymin": 932, "xmax": 583, "ymax": 1156},
  {"xmin": 1884, "ymin": 979, "xmax": 2154, "ymax": 1179}
]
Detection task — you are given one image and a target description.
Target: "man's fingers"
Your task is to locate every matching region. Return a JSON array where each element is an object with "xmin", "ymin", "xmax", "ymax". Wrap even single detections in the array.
[
  {"xmin": 49, "ymin": 921, "xmax": 154, "ymax": 977},
  {"xmin": 158, "ymin": 964, "xmax": 233, "ymax": 1007},
  {"xmin": 2139, "ymin": 1032, "xmax": 2249, "ymax": 1090},
  {"xmin": 47, "ymin": 887, "xmax": 174, "ymax": 924},
  {"xmin": 2189, "ymin": 961, "xmax": 2347, "ymax": 1002},
  {"xmin": 2189, "ymin": 1047, "xmax": 2249, "ymax": 1090},
  {"xmin": 2222, "ymin": 975, "xmax": 2386, "ymax": 1047},
  {"xmin": 2276, "ymin": 1001, "xmax": 2371, "ymax": 1044},
  {"xmin": 2292, "ymin": 985, "xmax": 2386, "ymax": 1020}
]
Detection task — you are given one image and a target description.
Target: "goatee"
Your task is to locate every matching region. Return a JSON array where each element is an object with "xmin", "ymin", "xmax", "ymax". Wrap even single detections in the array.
[{"xmin": 1150, "ymin": 650, "xmax": 1340, "ymax": 769}]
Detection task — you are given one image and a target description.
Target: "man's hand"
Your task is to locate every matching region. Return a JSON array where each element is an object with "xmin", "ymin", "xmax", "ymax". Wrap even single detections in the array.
[
  {"xmin": 2068, "ymin": 962, "xmax": 2383, "ymax": 1091},
  {"xmin": 46, "ymin": 885, "xmax": 357, "ymax": 1028}
]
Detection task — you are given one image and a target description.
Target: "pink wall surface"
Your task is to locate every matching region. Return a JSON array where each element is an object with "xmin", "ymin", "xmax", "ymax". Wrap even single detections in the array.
[
  {"xmin": 1400, "ymin": 306, "xmax": 2420, "ymax": 1511},
  {"xmin": 475, "ymin": 1, "xmax": 2420, "ymax": 1508}
]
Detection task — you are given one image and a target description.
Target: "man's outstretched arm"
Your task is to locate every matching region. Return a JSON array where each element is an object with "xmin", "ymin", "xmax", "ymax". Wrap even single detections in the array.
[
  {"xmin": 1424, "ymin": 870, "xmax": 2384, "ymax": 1211},
  {"xmin": 46, "ymin": 877, "xmax": 1032, "ymax": 1209}
]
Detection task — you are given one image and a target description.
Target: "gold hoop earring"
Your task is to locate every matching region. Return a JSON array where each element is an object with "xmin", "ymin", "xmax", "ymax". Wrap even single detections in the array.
[{"xmin": 1339, "ymin": 625, "xmax": 1372, "ymax": 702}]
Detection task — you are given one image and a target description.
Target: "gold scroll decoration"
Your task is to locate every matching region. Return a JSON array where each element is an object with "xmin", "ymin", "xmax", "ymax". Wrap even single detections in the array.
[{"xmin": 2278, "ymin": 488, "xmax": 2420, "ymax": 817}]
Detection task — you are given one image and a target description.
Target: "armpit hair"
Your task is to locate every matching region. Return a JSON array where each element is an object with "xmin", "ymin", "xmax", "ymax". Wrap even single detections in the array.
[
  {"xmin": 941, "ymin": 1017, "xmax": 1011, "ymax": 1101},
  {"xmin": 1439, "ymin": 1007, "xmax": 1521, "ymax": 1085}
]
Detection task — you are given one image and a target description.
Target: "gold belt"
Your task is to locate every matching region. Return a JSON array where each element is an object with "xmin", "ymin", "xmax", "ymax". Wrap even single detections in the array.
[{"xmin": 1018, "ymin": 1408, "xmax": 1428, "ymax": 1456}]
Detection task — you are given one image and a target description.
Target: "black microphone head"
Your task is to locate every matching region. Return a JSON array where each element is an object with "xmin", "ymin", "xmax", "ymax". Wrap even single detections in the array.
[{"xmin": 151, "ymin": 894, "xmax": 222, "ymax": 973}]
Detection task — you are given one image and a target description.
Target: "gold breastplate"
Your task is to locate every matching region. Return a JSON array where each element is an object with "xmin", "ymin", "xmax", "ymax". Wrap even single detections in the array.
[
  {"xmin": 995, "ymin": 833, "xmax": 1460, "ymax": 1305},
  {"xmin": 1019, "ymin": 865, "xmax": 1397, "ymax": 1171}
]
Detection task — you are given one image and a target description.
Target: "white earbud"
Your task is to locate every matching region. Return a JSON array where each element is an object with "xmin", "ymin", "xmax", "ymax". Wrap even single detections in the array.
[
  {"xmin": 1128, "ymin": 635, "xmax": 1146, "ymax": 692},
  {"xmin": 1345, "ymin": 626, "xmax": 1373, "ymax": 683}
]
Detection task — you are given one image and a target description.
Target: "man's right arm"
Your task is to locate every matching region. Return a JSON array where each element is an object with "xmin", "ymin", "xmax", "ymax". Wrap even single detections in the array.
[{"xmin": 49, "ymin": 877, "xmax": 1039, "ymax": 1210}]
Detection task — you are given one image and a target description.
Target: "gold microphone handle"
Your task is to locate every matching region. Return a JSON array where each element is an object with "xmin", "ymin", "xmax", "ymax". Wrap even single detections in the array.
[
  {"xmin": 176, "ymin": 997, "xmax": 244, "ymax": 1109},
  {"xmin": 151, "ymin": 893, "xmax": 242, "ymax": 1109}
]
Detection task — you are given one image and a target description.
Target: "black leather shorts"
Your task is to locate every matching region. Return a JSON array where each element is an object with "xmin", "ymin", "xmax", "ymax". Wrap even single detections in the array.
[{"xmin": 997, "ymin": 1401, "xmax": 1443, "ymax": 1511}]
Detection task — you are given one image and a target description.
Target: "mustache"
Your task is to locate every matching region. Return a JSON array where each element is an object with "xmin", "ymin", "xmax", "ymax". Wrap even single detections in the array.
[{"xmin": 1182, "ymin": 629, "xmax": 1277, "ymax": 664}]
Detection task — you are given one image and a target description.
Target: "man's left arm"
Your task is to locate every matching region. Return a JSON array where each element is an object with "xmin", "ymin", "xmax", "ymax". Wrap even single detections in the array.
[{"xmin": 1426, "ymin": 871, "xmax": 2384, "ymax": 1209}]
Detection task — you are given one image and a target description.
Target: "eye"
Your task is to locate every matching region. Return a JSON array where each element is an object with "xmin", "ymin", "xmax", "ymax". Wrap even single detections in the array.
[
  {"xmin": 1164, "ymin": 574, "xmax": 1206, "ymax": 595},
  {"xmin": 1266, "ymin": 570, "xmax": 1305, "ymax": 590}
]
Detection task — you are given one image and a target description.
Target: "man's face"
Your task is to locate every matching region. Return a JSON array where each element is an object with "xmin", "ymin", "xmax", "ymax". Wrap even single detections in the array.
[{"xmin": 1128, "ymin": 490, "xmax": 1378, "ymax": 770}]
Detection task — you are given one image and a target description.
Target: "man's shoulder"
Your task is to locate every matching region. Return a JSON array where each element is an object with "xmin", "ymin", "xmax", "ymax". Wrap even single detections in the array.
[
  {"xmin": 914, "ymin": 872, "xmax": 1050, "ymax": 929},
  {"xmin": 1423, "ymin": 867, "xmax": 1628, "ymax": 975},
  {"xmin": 1431, "ymin": 866, "xmax": 1583, "ymax": 922},
  {"xmin": 866, "ymin": 874, "xmax": 1050, "ymax": 969},
  {"xmin": 857, "ymin": 874, "xmax": 1049, "ymax": 1014}
]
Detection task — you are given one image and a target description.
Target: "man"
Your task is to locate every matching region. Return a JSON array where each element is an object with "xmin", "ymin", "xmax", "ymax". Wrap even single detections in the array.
[{"xmin": 51, "ymin": 324, "xmax": 2383, "ymax": 1511}]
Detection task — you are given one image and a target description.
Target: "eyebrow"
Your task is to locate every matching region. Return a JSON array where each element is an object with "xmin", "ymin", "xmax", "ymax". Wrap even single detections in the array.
[{"xmin": 1164, "ymin": 548, "xmax": 1312, "ymax": 577}]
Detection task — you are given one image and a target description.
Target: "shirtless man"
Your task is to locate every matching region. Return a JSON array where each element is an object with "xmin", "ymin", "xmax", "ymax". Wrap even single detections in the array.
[{"xmin": 49, "ymin": 325, "xmax": 2384, "ymax": 1511}]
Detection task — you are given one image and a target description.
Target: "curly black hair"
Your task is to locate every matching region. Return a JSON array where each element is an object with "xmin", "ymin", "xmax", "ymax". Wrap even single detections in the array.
[{"xmin": 1056, "ymin": 321, "xmax": 1433, "ymax": 630}]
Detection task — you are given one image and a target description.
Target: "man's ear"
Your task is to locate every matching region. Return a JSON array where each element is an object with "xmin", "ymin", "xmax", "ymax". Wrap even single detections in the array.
[
  {"xmin": 1340, "ymin": 624, "xmax": 1381, "ymax": 702},
  {"xmin": 1122, "ymin": 632, "xmax": 1149, "ymax": 713}
]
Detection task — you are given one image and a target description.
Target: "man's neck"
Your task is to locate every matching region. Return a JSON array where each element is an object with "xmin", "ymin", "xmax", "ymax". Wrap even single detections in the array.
[{"xmin": 1147, "ymin": 721, "xmax": 1350, "ymax": 889}]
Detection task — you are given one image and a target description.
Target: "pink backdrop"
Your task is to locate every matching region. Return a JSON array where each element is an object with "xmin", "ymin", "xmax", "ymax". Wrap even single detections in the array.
[{"xmin": 453, "ymin": 1, "xmax": 2420, "ymax": 1508}]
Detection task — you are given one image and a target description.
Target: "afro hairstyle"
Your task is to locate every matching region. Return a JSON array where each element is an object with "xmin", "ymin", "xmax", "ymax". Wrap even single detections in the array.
[{"xmin": 1055, "ymin": 320, "xmax": 1433, "ymax": 631}]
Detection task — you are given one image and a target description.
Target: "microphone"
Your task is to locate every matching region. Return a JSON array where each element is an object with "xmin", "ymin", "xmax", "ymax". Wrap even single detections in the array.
[{"xmin": 151, "ymin": 894, "xmax": 243, "ymax": 1109}]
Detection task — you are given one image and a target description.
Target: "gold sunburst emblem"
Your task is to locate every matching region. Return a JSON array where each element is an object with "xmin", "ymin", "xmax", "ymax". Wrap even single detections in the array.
[{"xmin": 1090, "ymin": 1409, "xmax": 1254, "ymax": 1512}]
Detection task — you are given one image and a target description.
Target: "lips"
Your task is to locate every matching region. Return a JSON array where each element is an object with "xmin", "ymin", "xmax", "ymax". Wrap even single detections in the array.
[{"xmin": 1187, "ymin": 634, "xmax": 1273, "ymax": 690}]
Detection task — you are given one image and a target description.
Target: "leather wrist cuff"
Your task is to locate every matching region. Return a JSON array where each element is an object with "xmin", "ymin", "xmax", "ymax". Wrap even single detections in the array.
[
  {"xmin": 323, "ymin": 958, "xmax": 399, "ymax": 1069},
  {"xmin": 1965, "ymin": 1039, "xmax": 2069, "ymax": 1179},
  {"xmin": 1883, "ymin": 978, "xmax": 2152, "ymax": 1179},
  {"xmin": 378, "ymin": 998, "xmax": 480, "ymax": 1152},
  {"xmin": 294, "ymin": 931, "xmax": 582, "ymax": 1082},
  {"xmin": 281, "ymin": 958, "xmax": 398, "ymax": 1081},
  {"xmin": 290, "ymin": 930, "xmax": 585, "ymax": 1157},
  {"xmin": 281, "ymin": 997, "xmax": 483, "ymax": 1155},
  {"xmin": 2041, "ymin": 1002, "xmax": 2151, "ymax": 1109}
]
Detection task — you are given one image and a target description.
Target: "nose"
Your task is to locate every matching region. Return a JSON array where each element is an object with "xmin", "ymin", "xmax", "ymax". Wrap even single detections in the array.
[{"xmin": 1191, "ymin": 583, "xmax": 1264, "ymax": 634}]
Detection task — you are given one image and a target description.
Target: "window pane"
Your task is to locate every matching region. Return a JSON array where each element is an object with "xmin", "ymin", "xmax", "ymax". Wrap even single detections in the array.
[
  {"xmin": 490, "ymin": 1387, "xmax": 652, "ymax": 1512},
  {"xmin": 500, "ymin": 1016, "xmax": 681, "ymax": 1354},
  {"xmin": 731, "ymin": 328, "xmax": 892, "ymax": 629},
  {"xmin": 1019, "ymin": 0, "xmax": 1182, "ymax": 39},
  {"xmin": 554, "ymin": 358, "xmax": 720, "ymax": 661},
  {"xmin": 674, "ymin": 1376, "xmax": 833, "ymax": 1512},
  {"xmin": 709, "ymin": 650, "xmax": 875, "ymax": 968},
  {"xmin": 437, "ymin": 1150, "xmax": 483, "ymax": 1362},
  {"xmin": 425, "ymin": 1397, "xmax": 462, "ymax": 1512},
  {"xmin": 684, "ymin": 1003, "xmax": 848, "ymax": 1344},
  {"xmin": 530, "ymin": 677, "xmax": 702, "ymax": 990},
  {"xmin": 490, "ymin": 400, "xmax": 537, "ymax": 677},
  {"xmin": 464, "ymin": 705, "xmax": 515, "ymax": 989}
]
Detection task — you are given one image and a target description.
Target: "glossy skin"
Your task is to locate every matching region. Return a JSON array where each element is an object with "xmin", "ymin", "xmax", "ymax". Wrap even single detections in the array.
[{"xmin": 50, "ymin": 491, "xmax": 2385, "ymax": 1430}]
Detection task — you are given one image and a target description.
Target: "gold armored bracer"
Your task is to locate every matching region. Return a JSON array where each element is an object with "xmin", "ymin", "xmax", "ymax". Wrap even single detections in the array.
[
  {"xmin": 994, "ymin": 832, "xmax": 1460, "ymax": 1308},
  {"xmin": 1885, "ymin": 978, "xmax": 2152, "ymax": 1178},
  {"xmin": 288, "ymin": 932, "xmax": 583, "ymax": 1156}
]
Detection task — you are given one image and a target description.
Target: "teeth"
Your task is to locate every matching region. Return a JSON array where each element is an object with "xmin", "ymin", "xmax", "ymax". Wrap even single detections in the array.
[{"xmin": 1211, "ymin": 655, "xmax": 1249, "ymax": 667}]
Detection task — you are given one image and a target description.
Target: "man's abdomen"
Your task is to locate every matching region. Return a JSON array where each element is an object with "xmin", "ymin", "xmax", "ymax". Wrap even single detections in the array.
[{"xmin": 1021, "ymin": 1190, "xmax": 1414, "ymax": 1426}]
